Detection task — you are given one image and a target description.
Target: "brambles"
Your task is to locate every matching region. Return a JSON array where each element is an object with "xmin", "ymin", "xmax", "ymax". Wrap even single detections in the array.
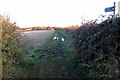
[{"xmin": 70, "ymin": 17, "xmax": 120, "ymax": 78}]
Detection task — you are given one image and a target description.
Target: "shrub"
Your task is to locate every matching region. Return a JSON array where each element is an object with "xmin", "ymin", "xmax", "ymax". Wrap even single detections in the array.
[
  {"xmin": 0, "ymin": 15, "xmax": 23, "ymax": 78},
  {"xmin": 70, "ymin": 17, "xmax": 120, "ymax": 78}
]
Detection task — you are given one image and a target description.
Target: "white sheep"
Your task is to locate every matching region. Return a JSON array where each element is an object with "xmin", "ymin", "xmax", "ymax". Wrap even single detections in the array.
[
  {"xmin": 56, "ymin": 37, "xmax": 59, "ymax": 41},
  {"xmin": 53, "ymin": 37, "xmax": 57, "ymax": 40},
  {"xmin": 61, "ymin": 37, "xmax": 64, "ymax": 41}
]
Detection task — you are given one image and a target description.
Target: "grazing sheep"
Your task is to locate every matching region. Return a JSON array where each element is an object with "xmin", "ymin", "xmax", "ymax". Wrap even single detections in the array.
[
  {"xmin": 53, "ymin": 37, "xmax": 57, "ymax": 40},
  {"xmin": 56, "ymin": 37, "xmax": 59, "ymax": 41},
  {"xmin": 61, "ymin": 37, "xmax": 64, "ymax": 41}
]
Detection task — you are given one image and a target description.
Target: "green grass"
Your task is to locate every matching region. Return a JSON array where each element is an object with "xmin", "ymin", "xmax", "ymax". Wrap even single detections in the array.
[
  {"xmin": 8, "ymin": 29, "xmax": 78, "ymax": 78},
  {"xmin": 33, "ymin": 29, "xmax": 78, "ymax": 78}
]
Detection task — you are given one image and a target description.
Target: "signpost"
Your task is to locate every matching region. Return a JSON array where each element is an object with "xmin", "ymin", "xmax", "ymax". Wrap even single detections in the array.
[
  {"xmin": 104, "ymin": 2, "xmax": 116, "ymax": 19},
  {"xmin": 104, "ymin": 7, "xmax": 114, "ymax": 12}
]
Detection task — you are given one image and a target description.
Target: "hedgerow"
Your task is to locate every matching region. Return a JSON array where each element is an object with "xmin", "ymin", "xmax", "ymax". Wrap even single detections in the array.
[
  {"xmin": 70, "ymin": 17, "xmax": 120, "ymax": 78},
  {"xmin": 0, "ymin": 15, "xmax": 24, "ymax": 78}
]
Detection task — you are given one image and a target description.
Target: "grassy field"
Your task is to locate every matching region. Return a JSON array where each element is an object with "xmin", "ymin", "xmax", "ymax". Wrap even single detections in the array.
[
  {"xmin": 13, "ymin": 29, "xmax": 78, "ymax": 78},
  {"xmin": 33, "ymin": 30, "xmax": 78, "ymax": 78}
]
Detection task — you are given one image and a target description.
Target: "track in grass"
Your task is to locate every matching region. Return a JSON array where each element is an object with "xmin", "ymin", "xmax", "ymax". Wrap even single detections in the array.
[{"xmin": 34, "ymin": 30, "xmax": 78, "ymax": 78}]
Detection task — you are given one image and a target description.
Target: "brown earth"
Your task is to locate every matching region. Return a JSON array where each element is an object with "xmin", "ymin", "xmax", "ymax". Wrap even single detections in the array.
[{"xmin": 20, "ymin": 30, "xmax": 55, "ymax": 51}]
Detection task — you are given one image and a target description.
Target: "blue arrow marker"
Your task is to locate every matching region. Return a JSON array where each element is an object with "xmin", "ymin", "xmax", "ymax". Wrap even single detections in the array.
[{"xmin": 104, "ymin": 7, "xmax": 114, "ymax": 12}]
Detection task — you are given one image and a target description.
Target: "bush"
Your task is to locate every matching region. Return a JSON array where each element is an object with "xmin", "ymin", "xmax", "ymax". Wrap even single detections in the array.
[
  {"xmin": 0, "ymin": 15, "xmax": 23, "ymax": 78},
  {"xmin": 70, "ymin": 17, "xmax": 120, "ymax": 78}
]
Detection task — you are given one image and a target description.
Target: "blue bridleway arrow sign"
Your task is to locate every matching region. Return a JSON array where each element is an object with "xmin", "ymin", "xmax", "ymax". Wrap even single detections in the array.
[{"xmin": 104, "ymin": 6, "xmax": 114, "ymax": 12}]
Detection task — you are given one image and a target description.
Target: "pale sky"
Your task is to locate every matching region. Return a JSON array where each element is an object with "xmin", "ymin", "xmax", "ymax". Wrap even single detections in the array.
[{"xmin": 0, "ymin": 0, "xmax": 119, "ymax": 27}]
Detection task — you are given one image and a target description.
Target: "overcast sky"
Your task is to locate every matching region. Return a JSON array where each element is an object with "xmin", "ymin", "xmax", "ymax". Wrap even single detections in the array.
[{"xmin": 0, "ymin": 0, "xmax": 119, "ymax": 27}]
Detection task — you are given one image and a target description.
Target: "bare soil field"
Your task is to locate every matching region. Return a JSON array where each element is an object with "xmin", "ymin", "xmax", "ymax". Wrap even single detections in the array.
[{"xmin": 20, "ymin": 30, "xmax": 55, "ymax": 51}]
